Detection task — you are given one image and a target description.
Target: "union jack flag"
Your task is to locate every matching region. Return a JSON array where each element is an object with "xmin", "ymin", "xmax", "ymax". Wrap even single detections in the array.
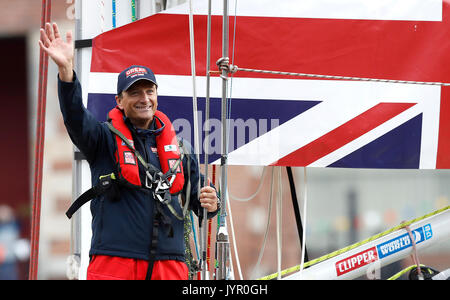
[{"xmin": 87, "ymin": 0, "xmax": 450, "ymax": 169}]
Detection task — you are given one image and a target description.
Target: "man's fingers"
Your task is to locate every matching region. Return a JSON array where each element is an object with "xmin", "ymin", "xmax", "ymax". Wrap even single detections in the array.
[
  {"xmin": 38, "ymin": 40, "xmax": 47, "ymax": 52},
  {"xmin": 53, "ymin": 22, "xmax": 61, "ymax": 39},
  {"xmin": 40, "ymin": 28, "xmax": 51, "ymax": 48},
  {"xmin": 200, "ymin": 186, "xmax": 215, "ymax": 193},
  {"xmin": 45, "ymin": 22, "xmax": 55, "ymax": 41}
]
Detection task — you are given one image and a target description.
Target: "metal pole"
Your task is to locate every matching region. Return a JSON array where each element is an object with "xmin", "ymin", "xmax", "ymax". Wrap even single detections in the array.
[
  {"xmin": 66, "ymin": 0, "xmax": 84, "ymax": 280},
  {"xmin": 200, "ymin": 0, "xmax": 212, "ymax": 280},
  {"xmin": 29, "ymin": 0, "xmax": 51, "ymax": 280},
  {"xmin": 203, "ymin": 1, "xmax": 212, "ymax": 211},
  {"xmin": 220, "ymin": 0, "xmax": 229, "ymax": 227},
  {"xmin": 216, "ymin": 0, "xmax": 230, "ymax": 280}
]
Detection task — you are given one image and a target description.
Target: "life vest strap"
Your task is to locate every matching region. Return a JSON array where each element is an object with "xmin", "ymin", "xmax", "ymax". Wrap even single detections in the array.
[
  {"xmin": 66, "ymin": 173, "xmax": 117, "ymax": 219},
  {"xmin": 106, "ymin": 122, "xmax": 161, "ymax": 175}
]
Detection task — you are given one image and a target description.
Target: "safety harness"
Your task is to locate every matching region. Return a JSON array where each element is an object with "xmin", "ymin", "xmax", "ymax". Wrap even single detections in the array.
[
  {"xmin": 65, "ymin": 107, "xmax": 186, "ymax": 279},
  {"xmin": 66, "ymin": 107, "xmax": 185, "ymax": 220}
]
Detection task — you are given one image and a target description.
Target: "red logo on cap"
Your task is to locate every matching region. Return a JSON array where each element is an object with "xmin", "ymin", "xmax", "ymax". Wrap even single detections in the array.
[{"xmin": 125, "ymin": 67, "xmax": 148, "ymax": 78}]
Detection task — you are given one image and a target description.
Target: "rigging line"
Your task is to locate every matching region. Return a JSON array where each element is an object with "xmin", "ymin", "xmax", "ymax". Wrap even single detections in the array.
[
  {"xmin": 229, "ymin": 167, "xmax": 266, "ymax": 202},
  {"xmin": 401, "ymin": 221, "xmax": 423, "ymax": 278},
  {"xmin": 187, "ymin": 0, "xmax": 200, "ymax": 187},
  {"xmin": 208, "ymin": 165, "xmax": 216, "ymax": 272},
  {"xmin": 276, "ymin": 167, "xmax": 283, "ymax": 280},
  {"xmin": 258, "ymin": 205, "xmax": 450, "ymax": 280},
  {"xmin": 225, "ymin": 0, "xmax": 238, "ymax": 153},
  {"xmin": 387, "ymin": 264, "xmax": 426, "ymax": 280},
  {"xmin": 219, "ymin": 0, "xmax": 230, "ymax": 230},
  {"xmin": 298, "ymin": 167, "xmax": 308, "ymax": 279},
  {"xmin": 188, "ymin": 0, "xmax": 205, "ymax": 279},
  {"xmin": 234, "ymin": 67, "xmax": 450, "ymax": 86},
  {"xmin": 251, "ymin": 167, "xmax": 275, "ymax": 279},
  {"xmin": 286, "ymin": 167, "xmax": 309, "ymax": 261},
  {"xmin": 100, "ymin": 0, "xmax": 105, "ymax": 33},
  {"xmin": 112, "ymin": 0, "xmax": 117, "ymax": 28},
  {"xmin": 207, "ymin": 218, "xmax": 212, "ymax": 272},
  {"xmin": 190, "ymin": 211, "xmax": 200, "ymax": 261},
  {"xmin": 226, "ymin": 187, "xmax": 243, "ymax": 279},
  {"xmin": 203, "ymin": 0, "xmax": 212, "ymax": 187},
  {"xmin": 131, "ymin": 0, "xmax": 137, "ymax": 22}
]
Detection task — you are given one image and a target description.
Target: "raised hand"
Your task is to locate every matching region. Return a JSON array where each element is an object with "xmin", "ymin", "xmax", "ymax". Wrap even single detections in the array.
[{"xmin": 39, "ymin": 22, "xmax": 74, "ymax": 82}]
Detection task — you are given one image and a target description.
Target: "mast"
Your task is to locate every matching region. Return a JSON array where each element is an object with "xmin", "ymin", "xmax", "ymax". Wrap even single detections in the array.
[
  {"xmin": 216, "ymin": 0, "xmax": 231, "ymax": 280},
  {"xmin": 200, "ymin": 0, "xmax": 212, "ymax": 280}
]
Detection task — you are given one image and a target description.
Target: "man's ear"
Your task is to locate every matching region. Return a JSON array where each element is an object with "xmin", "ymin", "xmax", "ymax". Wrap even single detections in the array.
[{"xmin": 115, "ymin": 94, "xmax": 123, "ymax": 109}]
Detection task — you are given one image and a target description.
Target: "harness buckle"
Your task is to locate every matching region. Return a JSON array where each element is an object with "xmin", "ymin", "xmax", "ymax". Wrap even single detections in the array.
[
  {"xmin": 145, "ymin": 170, "xmax": 156, "ymax": 189},
  {"xmin": 153, "ymin": 178, "xmax": 172, "ymax": 205},
  {"xmin": 98, "ymin": 173, "xmax": 116, "ymax": 192},
  {"xmin": 146, "ymin": 171, "xmax": 177, "ymax": 205}
]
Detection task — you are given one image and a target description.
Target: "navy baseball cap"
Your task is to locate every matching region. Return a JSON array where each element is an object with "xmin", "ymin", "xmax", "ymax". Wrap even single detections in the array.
[{"xmin": 117, "ymin": 65, "xmax": 158, "ymax": 95}]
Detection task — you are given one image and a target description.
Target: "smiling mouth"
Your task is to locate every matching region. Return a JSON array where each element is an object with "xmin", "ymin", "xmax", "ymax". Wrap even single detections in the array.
[{"xmin": 135, "ymin": 105, "xmax": 152, "ymax": 111}]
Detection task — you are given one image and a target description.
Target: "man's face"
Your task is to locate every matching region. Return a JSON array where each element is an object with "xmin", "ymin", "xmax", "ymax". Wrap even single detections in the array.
[{"xmin": 115, "ymin": 80, "xmax": 158, "ymax": 129}]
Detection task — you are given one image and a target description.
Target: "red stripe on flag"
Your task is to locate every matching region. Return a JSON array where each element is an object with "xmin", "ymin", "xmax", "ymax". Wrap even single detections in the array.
[
  {"xmin": 91, "ymin": 10, "xmax": 450, "ymax": 84},
  {"xmin": 437, "ymin": 86, "xmax": 450, "ymax": 168},
  {"xmin": 271, "ymin": 102, "xmax": 416, "ymax": 167}
]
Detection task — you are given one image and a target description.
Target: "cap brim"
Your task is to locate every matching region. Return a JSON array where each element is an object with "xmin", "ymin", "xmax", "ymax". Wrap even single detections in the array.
[{"xmin": 123, "ymin": 78, "xmax": 158, "ymax": 93}]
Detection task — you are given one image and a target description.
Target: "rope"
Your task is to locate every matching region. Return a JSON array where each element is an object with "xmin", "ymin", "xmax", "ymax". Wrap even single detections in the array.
[
  {"xmin": 224, "ymin": 0, "xmax": 238, "ymax": 159},
  {"xmin": 227, "ymin": 187, "xmax": 243, "ymax": 279},
  {"xmin": 100, "ymin": 0, "xmax": 105, "ymax": 32},
  {"xmin": 207, "ymin": 165, "xmax": 216, "ymax": 273},
  {"xmin": 276, "ymin": 167, "xmax": 283, "ymax": 279},
  {"xmin": 189, "ymin": 211, "xmax": 200, "ymax": 261},
  {"xmin": 236, "ymin": 67, "xmax": 450, "ymax": 86},
  {"xmin": 258, "ymin": 205, "xmax": 450, "ymax": 280},
  {"xmin": 131, "ymin": 0, "xmax": 137, "ymax": 22},
  {"xmin": 214, "ymin": 60, "xmax": 450, "ymax": 86},
  {"xmin": 112, "ymin": 0, "xmax": 117, "ymax": 28},
  {"xmin": 251, "ymin": 167, "xmax": 275, "ymax": 279},
  {"xmin": 298, "ymin": 167, "xmax": 308, "ymax": 279},
  {"xmin": 387, "ymin": 264, "xmax": 425, "ymax": 280},
  {"xmin": 401, "ymin": 221, "xmax": 423, "ymax": 279},
  {"xmin": 187, "ymin": 0, "xmax": 207, "ymax": 279},
  {"xmin": 229, "ymin": 167, "xmax": 266, "ymax": 202}
]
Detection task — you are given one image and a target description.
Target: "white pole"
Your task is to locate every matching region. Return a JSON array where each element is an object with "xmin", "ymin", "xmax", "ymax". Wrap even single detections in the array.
[{"xmin": 72, "ymin": 0, "xmax": 161, "ymax": 280}]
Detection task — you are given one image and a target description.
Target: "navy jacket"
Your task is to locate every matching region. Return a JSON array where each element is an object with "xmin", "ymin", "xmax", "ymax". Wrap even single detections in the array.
[{"xmin": 58, "ymin": 72, "xmax": 215, "ymax": 262}]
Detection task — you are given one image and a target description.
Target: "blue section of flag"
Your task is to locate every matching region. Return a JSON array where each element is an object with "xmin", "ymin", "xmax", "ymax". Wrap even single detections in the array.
[
  {"xmin": 328, "ymin": 113, "xmax": 423, "ymax": 169},
  {"xmin": 87, "ymin": 93, "xmax": 116, "ymax": 122}
]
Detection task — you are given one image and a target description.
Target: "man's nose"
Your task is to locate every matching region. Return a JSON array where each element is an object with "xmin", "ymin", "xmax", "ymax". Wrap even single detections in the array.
[{"xmin": 139, "ymin": 92, "xmax": 151, "ymax": 101}]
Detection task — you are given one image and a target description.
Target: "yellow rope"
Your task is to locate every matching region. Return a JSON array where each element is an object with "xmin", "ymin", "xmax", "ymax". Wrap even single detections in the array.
[
  {"xmin": 387, "ymin": 265, "xmax": 422, "ymax": 280},
  {"xmin": 258, "ymin": 205, "xmax": 450, "ymax": 280}
]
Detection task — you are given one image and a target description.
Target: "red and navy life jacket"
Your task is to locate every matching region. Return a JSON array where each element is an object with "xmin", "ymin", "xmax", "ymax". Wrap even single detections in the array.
[
  {"xmin": 108, "ymin": 107, "xmax": 184, "ymax": 194},
  {"xmin": 66, "ymin": 107, "xmax": 185, "ymax": 219}
]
